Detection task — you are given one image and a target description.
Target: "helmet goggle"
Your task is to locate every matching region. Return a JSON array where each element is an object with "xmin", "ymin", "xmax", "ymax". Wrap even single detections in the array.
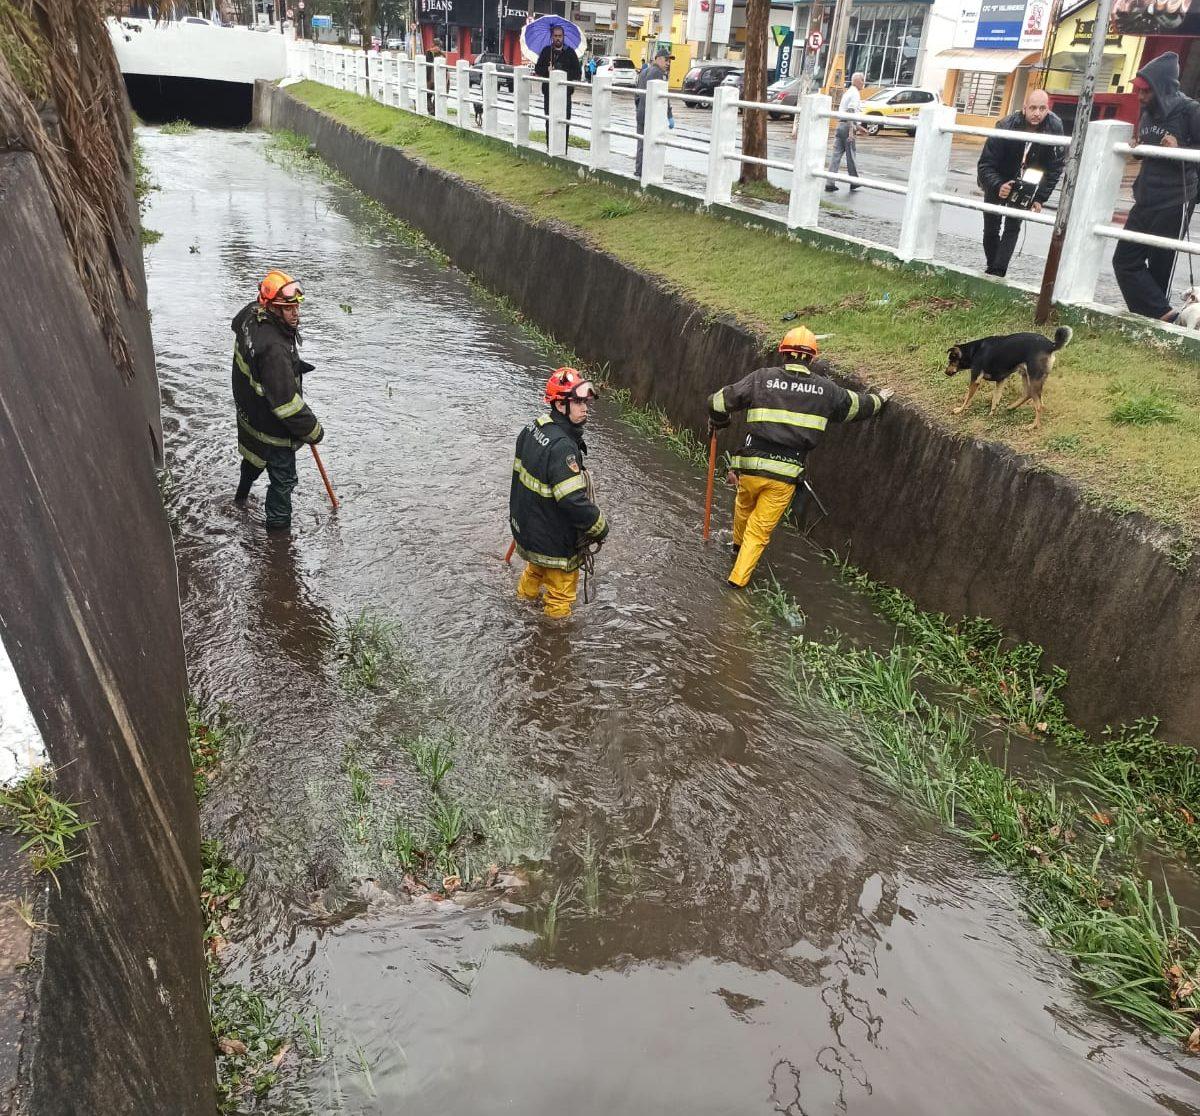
[
  {"xmin": 568, "ymin": 381, "xmax": 598, "ymax": 402},
  {"xmin": 271, "ymin": 281, "xmax": 304, "ymax": 306}
]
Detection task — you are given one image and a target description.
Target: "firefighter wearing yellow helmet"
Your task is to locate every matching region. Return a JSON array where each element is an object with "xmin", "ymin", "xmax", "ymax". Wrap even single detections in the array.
[{"xmin": 708, "ymin": 327, "xmax": 893, "ymax": 587}]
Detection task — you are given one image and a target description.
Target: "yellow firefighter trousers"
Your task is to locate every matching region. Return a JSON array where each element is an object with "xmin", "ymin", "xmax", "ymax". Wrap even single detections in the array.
[
  {"xmin": 729, "ymin": 475, "xmax": 796, "ymax": 587},
  {"xmin": 516, "ymin": 562, "xmax": 580, "ymax": 618}
]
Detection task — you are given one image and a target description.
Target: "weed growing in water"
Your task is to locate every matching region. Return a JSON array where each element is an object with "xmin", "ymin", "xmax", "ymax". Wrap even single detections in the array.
[
  {"xmin": 391, "ymin": 820, "xmax": 420, "ymax": 870},
  {"xmin": 187, "ymin": 699, "xmax": 242, "ymax": 800},
  {"xmin": 336, "ymin": 610, "xmax": 404, "ymax": 692},
  {"xmin": 430, "ymin": 795, "xmax": 465, "ymax": 848},
  {"xmin": 0, "ymin": 767, "xmax": 93, "ymax": 885},
  {"xmin": 575, "ymin": 833, "xmax": 602, "ymax": 917},
  {"xmin": 405, "ymin": 734, "xmax": 455, "ymax": 792},
  {"xmin": 160, "ymin": 119, "xmax": 196, "ymax": 134},
  {"xmin": 605, "ymin": 386, "xmax": 708, "ymax": 468}
]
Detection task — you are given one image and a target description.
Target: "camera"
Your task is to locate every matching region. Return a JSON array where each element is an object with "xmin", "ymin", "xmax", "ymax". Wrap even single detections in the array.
[{"xmin": 1005, "ymin": 166, "xmax": 1044, "ymax": 210}]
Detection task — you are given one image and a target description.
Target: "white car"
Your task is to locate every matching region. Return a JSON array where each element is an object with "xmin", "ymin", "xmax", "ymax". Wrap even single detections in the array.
[
  {"xmin": 385, "ymin": 36, "xmax": 404, "ymax": 50},
  {"xmin": 594, "ymin": 56, "xmax": 637, "ymax": 86},
  {"xmin": 858, "ymin": 86, "xmax": 942, "ymax": 134}
]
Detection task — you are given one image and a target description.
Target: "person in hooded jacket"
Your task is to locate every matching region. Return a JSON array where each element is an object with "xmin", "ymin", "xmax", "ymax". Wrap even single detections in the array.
[
  {"xmin": 1113, "ymin": 52, "xmax": 1200, "ymax": 321},
  {"xmin": 510, "ymin": 368, "xmax": 609, "ymax": 618},
  {"xmin": 231, "ymin": 270, "xmax": 324, "ymax": 530}
]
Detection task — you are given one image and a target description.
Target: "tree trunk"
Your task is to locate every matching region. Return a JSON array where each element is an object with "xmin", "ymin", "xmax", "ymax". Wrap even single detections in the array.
[{"xmin": 740, "ymin": 0, "xmax": 769, "ymax": 183}]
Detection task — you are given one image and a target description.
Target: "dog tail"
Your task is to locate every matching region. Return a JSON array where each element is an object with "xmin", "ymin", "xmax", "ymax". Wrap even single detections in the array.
[{"xmin": 1052, "ymin": 325, "xmax": 1073, "ymax": 351}]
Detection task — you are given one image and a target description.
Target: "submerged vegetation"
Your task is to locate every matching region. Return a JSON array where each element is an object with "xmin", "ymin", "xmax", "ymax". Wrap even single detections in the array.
[
  {"xmin": 753, "ymin": 571, "xmax": 1200, "ymax": 1048},
  {"xmin": 335, "ymin": 609, "xmax": 405, "ymax": 692},
  {"xmin": 0, "ymin": 766, "xmax": 93, "ymax": 885}
]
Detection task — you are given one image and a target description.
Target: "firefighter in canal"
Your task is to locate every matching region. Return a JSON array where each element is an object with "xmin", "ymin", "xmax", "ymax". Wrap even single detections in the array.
[
  {"xmin": 510, "ymin": 368, "xmax": 609, "ymax": 618},
  {"xmin": 708, "ymin": 327, "xmax": 892, "ymax": 588},
  {"xmin": 231, "ymin": 270, "xmax": 324, "ymax": 531}
]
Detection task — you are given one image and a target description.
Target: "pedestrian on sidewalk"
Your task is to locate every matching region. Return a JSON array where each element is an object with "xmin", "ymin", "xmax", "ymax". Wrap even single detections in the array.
[
  {"xmin": 635, "ymin": 47, "xmax": 675, "ymax": 177},
  {"xmin": 976, "ymin": 88, "xmax": 1065, "ymax": 277},
  {"xmin": 825, "ymin": 71, "xmax": 865, "ymax": 193},
  {"xmin": 707, "ymin": 328, "xmax": 891, "ymax": 588},
  {"xmin": 1113, "ymin": 52, "xmax": 1200, "ymax": 322},
  {"xmin": 232, "ymin": 271, "xmax": 324, "ymax": 532},
  {"xmin": 534, "ymin": 23, "xmax": 582, "ymax": 147},
  {"xmin": 510, "ymin": 368, "xmax": 609, "ymax": 618}
]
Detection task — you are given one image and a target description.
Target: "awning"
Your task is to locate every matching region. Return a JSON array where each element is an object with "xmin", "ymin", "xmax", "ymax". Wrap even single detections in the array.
[{"xmin": 935, "ymin": 48, "xmax": 1044, "ymax": 75}]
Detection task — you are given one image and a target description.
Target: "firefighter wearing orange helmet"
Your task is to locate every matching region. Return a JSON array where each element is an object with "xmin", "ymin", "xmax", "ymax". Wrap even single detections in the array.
[
  {"xmin": 509, "ymin": 368, "xmax": 609, "ymax": 618},
  {"xmin": 708, "ymin": 327, "xmax": 892, "ymax": 587},
  {"xmin": 231, "ymin": 270, "xmax": 324, "ymax": 530}
]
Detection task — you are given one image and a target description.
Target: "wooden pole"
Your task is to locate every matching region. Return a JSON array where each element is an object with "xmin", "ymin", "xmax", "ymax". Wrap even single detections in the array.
[
  {"xmin": 1034, "ymin": 0, "xmax": 1116, "ymax": 324},
  {"xmin": 702, "ymin": 429, "xmax": 718, "ymax": 540},
  {"xmin": 309, "ymin": 444, "xmax": 339, "ymax": 508}
]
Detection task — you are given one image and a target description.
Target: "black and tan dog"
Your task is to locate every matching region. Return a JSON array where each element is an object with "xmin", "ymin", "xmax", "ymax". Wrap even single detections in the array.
[{"xmin": 945, "ymin": 326, "xmax": 1072, "ymax": 431}]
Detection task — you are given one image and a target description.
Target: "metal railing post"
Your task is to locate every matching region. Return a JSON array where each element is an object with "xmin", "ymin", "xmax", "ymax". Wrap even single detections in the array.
[
  {"xmin": 455, "ymin": 59, "xmax": 470, "ymax": 126},
  {"xmin": 434, "ymin": 56, "xmax": 449, "ymax": 121},
  {"xmin": 1054, "ymin": 119, "xmax": 1132, "ymax": 305},
  {"xmin": 704, "ymin": 84, "xmax": 738, "ymax": 206},
  {"xmin": 548, "ymin": 70, "xmax": 568, "ymax": 156},
  {"xmin": 896, "ymin": 103, "xmax": 955, "ymax": 262},
  {"xmin": 640, "ymin": 79, "xmax": 668, "ymax": 188},
  {"xmin": 787, "ymin": 93, "xmax": 830, "ymax": 229},
  {"xmin": 515, "ymin": 70, "xmax": 531, "ymax": 148},
  {"xmin": 412, "ymin": 57, "xmax": 428, "ymax": 115},
  {"xmin": 589, "ymin": 71, "xmax": 613, "ymax": 171},
  {"xmin": 482, "ymin": 62, "xmax": 499, "ymax": 136}
]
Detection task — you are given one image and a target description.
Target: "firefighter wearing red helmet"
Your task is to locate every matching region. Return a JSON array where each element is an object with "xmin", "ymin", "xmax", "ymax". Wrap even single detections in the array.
[
  {"xmin": 708, "ymin": 327, "xmax": 892, "ymax": 587},
  {"xmin": 231, "ymin": 270, "xmax": 324, "ymax": 530},
  {"xmin": 509, "ymin": 368, "xmax": 609, "ymax": 618}
]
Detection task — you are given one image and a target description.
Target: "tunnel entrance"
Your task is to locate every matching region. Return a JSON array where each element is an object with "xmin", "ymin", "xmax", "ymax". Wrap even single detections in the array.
[{"xmin": 124, "ymin": 74, "xmax": 253, "ymax": 128}]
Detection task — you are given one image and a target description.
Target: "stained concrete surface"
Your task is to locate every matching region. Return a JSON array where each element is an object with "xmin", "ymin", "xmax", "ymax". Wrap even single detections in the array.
[{"xmin": 258, "ymin": 84, "xmax": 1200, "ymax": 745}]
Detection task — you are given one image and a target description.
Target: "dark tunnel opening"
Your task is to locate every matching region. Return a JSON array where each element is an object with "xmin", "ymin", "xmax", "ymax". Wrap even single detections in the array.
[{"xmin": 124, "ymin": 74, "xmax": 253, "ymax": 128}]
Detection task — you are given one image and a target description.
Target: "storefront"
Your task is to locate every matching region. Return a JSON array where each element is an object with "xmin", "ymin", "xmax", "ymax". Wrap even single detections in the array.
[
  {"xmin": 1041, "ymin": 0, "xmax": 1143, "ymax": 127},
  {"xmin": 930, "ymin": 0, "xmax": 1051, "ymax": 124},
  {"xmin": 416, "ymin": 0, "xmax": 565, "ymax": 63}
]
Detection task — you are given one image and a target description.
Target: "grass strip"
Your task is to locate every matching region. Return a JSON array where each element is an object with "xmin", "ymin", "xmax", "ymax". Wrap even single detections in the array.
[
  {"xmin": 284, "ymin": 80, "xmax": 1200, "ymax": 536},
  {"xmin": 0, "ymin": 767, "xmax": 93, "ymax": 885},
  {"xmin": 752, "ymin": 585, "xmax": 1200, "ymax": 1048}
]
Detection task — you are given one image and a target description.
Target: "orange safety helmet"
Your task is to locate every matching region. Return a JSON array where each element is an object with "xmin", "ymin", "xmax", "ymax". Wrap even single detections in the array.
[
  {"xmin": 544, "ymin": 367, "xmax": 599, "ymax": 405},
  {"xmin": 258, "ymin": 269, "xmax": 305, "ymax": 307},
  {"xmin": 778, "ymin": 326, "xmax": 819, "ymax": 360}
]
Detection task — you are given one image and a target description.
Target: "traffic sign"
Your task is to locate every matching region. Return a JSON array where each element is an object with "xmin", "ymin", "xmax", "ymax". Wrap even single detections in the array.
[{"xmin": 807, "ymin": 30, "xmax": 823, "ymax": 50}]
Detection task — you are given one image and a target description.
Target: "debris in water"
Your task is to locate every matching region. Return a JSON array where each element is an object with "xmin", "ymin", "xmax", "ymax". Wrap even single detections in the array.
[{"xmin": 217, "ymin": 1037, "xmax": 248, "ymax": 1056}]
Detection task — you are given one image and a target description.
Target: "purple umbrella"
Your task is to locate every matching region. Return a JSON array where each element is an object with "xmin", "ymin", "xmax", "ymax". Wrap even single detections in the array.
[{"xmin": 521, "ymin": 15, "xmax": 584, "ymax": 57}]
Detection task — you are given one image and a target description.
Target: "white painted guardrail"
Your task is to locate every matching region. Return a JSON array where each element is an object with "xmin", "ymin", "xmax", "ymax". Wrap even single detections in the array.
[{"xmin": 288, "ymin": 42, "xmax": 1198, "ymax": 317}]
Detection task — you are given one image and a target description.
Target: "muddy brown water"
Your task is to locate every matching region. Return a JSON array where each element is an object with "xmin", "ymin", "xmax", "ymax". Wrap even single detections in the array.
[{"xmin": 142, "ymin": 128, "xmax": 1200, "ymax": 1115}]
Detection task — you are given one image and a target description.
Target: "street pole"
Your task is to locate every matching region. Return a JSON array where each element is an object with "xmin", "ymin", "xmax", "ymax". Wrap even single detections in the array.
[
  {"xmin": 703, "ymin": 0, "xmax": 717, "ymax": 61},
  {"xmin": 822, "ymin": 0, "xmax": 852, "ymax": 97},
  {"xmin": 1034, "ymin": 0, "xmax": 1115, "ymax": 323}
]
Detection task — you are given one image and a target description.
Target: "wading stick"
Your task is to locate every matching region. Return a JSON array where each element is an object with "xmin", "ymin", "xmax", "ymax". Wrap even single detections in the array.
[
  {"xmin": 504, "ymin": 540, "xmax": 516, "ymax": 564},
  {"xmin": 310, "ymin": 444, "xmax": 339, "ymax": 509},
  {"xmin": 702, "ymin": 428, "xmax": 718, "ymax": 541}
]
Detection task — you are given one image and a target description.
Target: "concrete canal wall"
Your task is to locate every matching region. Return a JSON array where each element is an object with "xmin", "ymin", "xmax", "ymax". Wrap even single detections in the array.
[
  {"xmin": 256, "ymin": 83, "xmax": 1200, "ymax": 747},
  {"xmin": 0, "ymin": 149, "xmax": 213, "ymax": 1113}
]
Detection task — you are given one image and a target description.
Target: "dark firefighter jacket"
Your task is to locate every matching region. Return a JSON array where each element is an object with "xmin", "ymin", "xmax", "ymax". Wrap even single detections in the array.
[
  {"xmin": 976, "ymin": 109, "xmax": 1066, "ymax": 205},
  {"xmin": 1131, "ymin": 52, "xmax": 1200, "ymax": 209},
  {"xmin": 231, "ymin": 301, "xmax": 323, "ymax": 468},
  {"xmin": 709, "ymin": 361, "xmax": 884, "ymax": 482},
  {"xmin": 510, "ymin": 409, "xmax": 608, "ymax": 570}
]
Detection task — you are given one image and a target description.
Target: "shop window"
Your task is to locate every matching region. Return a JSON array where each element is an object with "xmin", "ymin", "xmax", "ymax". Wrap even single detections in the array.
[{"xmin": 955, "ymin": 71, "xmax": 1006, "ymax": 115}]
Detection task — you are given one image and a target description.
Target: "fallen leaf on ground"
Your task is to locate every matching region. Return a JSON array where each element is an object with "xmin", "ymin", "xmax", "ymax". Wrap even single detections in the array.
[
  {"xmin": 1035, "ymin": 721, "xmax": 1049, "ymax": 733},
  {"xmin": 442, "ymin": 875, "xmax": 461, "ymax": 894},
  {"xmin": 218, "ymin": 1037, "xmax": 248, "ymax": 1057},
  {"xmin": 270, "ymin": 1042, "xmax": 292, "ymax": 1070},
  {"xmin": 1090, "ymin": 812, "xmax": 1113, "ymax": 826},
  {"xmin": 1187, "ymin": 1027, "xmax": 1200, "ymax": 1052}
]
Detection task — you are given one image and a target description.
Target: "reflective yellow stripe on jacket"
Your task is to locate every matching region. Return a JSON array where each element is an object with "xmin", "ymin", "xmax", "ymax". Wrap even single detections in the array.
[
  {"xmin": 730, "ymin": 455, "xmax": 803, "ymax": 480},
  {"xmin": 273, "ymin": 393, "xmax": 306, "ymax": 419},
  {"xmin": 747, "ymin": 407, "xmax": 828, "ymax": 431},
  {"xmin": 513, "ymin": 459, "xmax": 588, "ymax": 501},
  {"xmin": 710, "ymin": 389, "xmax": 727, "ymax": 414}
]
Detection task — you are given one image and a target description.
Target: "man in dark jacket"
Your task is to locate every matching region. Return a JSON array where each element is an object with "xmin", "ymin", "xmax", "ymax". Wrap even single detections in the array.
[
  {"xmin": 510, "ymin": 368, "xmax": 608, "ymax": 618},
  {"xmin": 534, "ymin": 23, "xmax": 582, "ymax": 147},
  {"xmin": 1113, "ymin": 52, "xmax": 1200, "ymax": 320},
  {"xmin": 976, "ymin": 89, "xmax": 1065, "ymax": 277},
  {"xmin": 232, "ymin": 270, "xmax": 324, "ymax": 531},
  {"xmin": 708, "ymin": 327, "xmax": 891, "ymax": 588},
  {"xmin": 634, "ymin": 47, "xmax": 674, "ymax": 177}
]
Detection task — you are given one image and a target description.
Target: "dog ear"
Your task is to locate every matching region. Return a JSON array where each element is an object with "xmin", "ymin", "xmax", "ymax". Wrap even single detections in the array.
[{"xmin": 947, "ymin": 346, "xmax": 961, "ymax": 363}]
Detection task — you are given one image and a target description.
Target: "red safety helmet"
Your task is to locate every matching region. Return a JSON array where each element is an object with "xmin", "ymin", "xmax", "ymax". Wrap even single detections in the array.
[
  {"xmin": 779, "ymin": 326, "xmax": 819, "ymax": 359},
  {"xmin": 544, "ymin": 367, "xmax": 599, "ymax": 405},
  {"xmin": 258, "ymin": 269, "xmax": 304, "ymax": 307}
]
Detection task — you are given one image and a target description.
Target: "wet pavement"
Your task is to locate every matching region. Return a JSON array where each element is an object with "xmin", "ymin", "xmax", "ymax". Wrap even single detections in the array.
[{"xmin": 143, "ymin": 126, "xmax": 1200, "ymax": 1114}]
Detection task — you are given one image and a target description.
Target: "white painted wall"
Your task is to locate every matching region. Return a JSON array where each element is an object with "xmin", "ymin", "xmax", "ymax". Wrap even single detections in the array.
[
  {"xmin": 108, "ymin": 18, "xmax": 288, "ymax": 84},
  {"xmin": 916, "ymin": 0, "xmax": 966, "ymax": 96}
]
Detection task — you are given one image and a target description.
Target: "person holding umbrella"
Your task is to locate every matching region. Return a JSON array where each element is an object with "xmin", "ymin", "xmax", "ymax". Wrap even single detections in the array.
[{"xmin": 532, "ymin": 19, "xmax": 582, "ymax": 146}]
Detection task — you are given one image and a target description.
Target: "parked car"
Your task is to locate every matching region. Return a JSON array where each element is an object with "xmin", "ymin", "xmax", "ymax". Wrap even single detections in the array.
[
  {"xmin": 765, "ymin": 75, "xmax": 803, "ymax": 120},
  {"xmin": 681, "ymin": 62, "xmax": 741, "ymax": 107},
  {"xmin": 594, "ymin": 56, "xmax": 638, "ymax": 86},
  {"xmin": 858, "ymin": 86, "xmax": 941, "ymax": 134},
  {"xmin": 469, "ymin": 52, "xmax": 515, "ymax": 93},
  {"xmin": 385, "ymin": 36, "xmax": 404, "ymax": 50}
]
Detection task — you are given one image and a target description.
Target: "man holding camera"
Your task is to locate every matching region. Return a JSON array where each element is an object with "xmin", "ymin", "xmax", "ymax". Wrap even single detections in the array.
[{"xmin": 976, "ymin": 89, "xmax": 1065, "ymax": 278}]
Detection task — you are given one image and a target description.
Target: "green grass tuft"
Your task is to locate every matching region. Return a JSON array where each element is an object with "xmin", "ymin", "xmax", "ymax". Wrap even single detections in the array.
[
  {"xmin": 160, "ymin": 119, "xmax": 196, "ymax": 135},
  {"xmin": 0, "ymin": 767, "xmax": 93, "ymax": 885},
  {"xmin": 1110, "ymin": 392, "xmax": 1180, "ymax": 427}
]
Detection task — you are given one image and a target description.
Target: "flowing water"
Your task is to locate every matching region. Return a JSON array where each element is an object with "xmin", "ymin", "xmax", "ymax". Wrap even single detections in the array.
[{"xmin": 142, "ymin": 128, "xmax": 1200, "ymax": 1115}]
